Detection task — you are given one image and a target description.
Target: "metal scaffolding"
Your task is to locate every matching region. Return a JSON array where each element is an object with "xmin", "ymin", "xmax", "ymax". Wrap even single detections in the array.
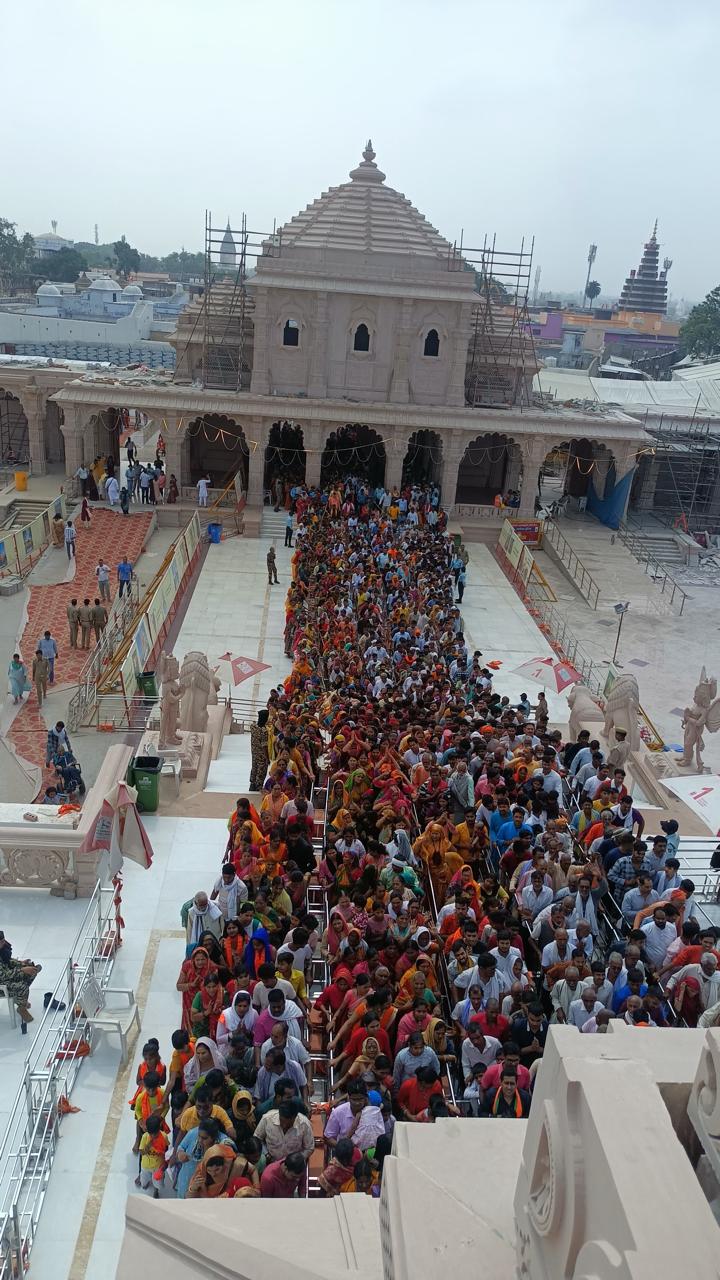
[
  {"xmin": 449, "ymin": 233, "xmax": 538, "ymax": 408},
  {"xmin": 175, "ymin": 213, "xmax": 280, "ymax": 391},
  {"xmin": 641, "ymin": 415, "xmax": 720, "ymax": 530}
]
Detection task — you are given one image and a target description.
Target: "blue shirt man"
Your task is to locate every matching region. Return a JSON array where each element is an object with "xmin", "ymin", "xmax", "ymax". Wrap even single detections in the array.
[
  {"xmin": 38, "ymin": 631, "xmax": 58, "ymax": 683},
  {"xmin": 117, "ymin": 558, "xmax": 133, "ymax": 597}
]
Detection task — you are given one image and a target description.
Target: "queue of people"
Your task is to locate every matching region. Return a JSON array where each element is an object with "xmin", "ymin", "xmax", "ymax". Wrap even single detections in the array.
[{"xmin": 125, "ymin": 474, "xmax": 711, "ymax": 1205}]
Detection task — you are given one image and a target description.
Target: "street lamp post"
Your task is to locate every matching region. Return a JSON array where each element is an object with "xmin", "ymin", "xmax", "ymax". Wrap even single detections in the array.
[{"xmin": 612, "ymin": 601, "xmax": 630, "ymax": 665}]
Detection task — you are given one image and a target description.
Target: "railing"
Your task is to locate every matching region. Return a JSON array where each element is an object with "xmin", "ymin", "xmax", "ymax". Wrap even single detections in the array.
[
  {"xmin": 524, "ymin": 585, "xmax": 605, "ymax": 696},
  {"xmin": 543, "ymin": 518, "xmax": 600, "ymax": 609},
  {"xmin": 0, "ymin": 882, "xmax": 119, "ymax": 1280},
  {"xmin": 616, "ymin": 521, "xmax": 689, "ymax": 615},
  {"xmin": 67, "ymin": 581, "xmax": 141, "ymax": 731},
  {"xmin": 454, "ymin": 503, "xmax": 507, "ymax": 521}
]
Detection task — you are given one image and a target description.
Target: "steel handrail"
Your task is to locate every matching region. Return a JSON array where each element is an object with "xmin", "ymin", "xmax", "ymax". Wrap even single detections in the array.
[
  {"xmin": 0, "ymin": 883, "xmax": 119, "ymax": 1279},
  {"xmin": 543, "ymin": 518, "xmax": 600, "ymax": 609},
  {"xmin": 616, "ymin": 521, "xmax": 688, "ymax": 615}
]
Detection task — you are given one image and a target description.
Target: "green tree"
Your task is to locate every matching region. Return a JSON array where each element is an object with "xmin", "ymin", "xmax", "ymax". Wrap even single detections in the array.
[
  {"xmin": 161, "ymin": 249, "xmax": 204, "ymax": 278},
  {"xmin": 0, "ymin": 218, "xmax": 36, "ymax": 290},
  {"xmin": 113, "ymin": 235, "xmax": 141, "ymax": 279},
  {"xmin": 34, "ymin": 247, "xmax": 87, "ymax": 282},
  {"xmin": 585, "ymin": 280, "xmax": 601, "ymax": 306},
  {"xmin": 680, "ymin": 286, "xmax": 720, "ymax": 358}
]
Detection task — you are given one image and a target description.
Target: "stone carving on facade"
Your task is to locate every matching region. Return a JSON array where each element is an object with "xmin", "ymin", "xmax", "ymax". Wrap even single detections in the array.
[
  {"xmin": 178, "ymin": 651, "xmax": 213, "ymax": 734},
  {"xmin": 156, "ymin": 652, "xmax": 182, "ymax": 748},
  {"xmin": 602, "ymin": 673, "xmax": 641, "ymax": 752},
  {"xmin": 679, "ymin": 667, "xmax": 720, "ymax": 770},
  {"xmin": 0, "ymin": 846, "xmax": 75, "ymax": 894}
]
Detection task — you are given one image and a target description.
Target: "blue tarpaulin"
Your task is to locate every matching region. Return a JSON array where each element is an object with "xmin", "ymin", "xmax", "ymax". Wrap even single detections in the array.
[{"xmin": 586, "ymin": 467, "xmax": 635, "ymax": 529}]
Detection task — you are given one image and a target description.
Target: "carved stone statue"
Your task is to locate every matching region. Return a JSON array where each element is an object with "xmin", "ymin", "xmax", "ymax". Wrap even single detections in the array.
[
  {"xmin": 679, "ymin": 667, "xmax": 720, "ymax": 770},
  {"xmin": 178, "ymin": 651, "xmax": 213, "ymax": 734},
  {"xmin": 567, "ymin": 683, "xmax": 604, "ymax": 742},
  {"xmin": 155, "ymin": 652, "xmax": 183, "ymax": 749},
  {"xmin": 603, "ymin": 673, "xmax": 640, "ymax": 753}
]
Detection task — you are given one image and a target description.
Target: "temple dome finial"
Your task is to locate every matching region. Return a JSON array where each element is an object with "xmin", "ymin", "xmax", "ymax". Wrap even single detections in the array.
[{"xmin": 349, "ymin": 140, "xmax": 386, "ymax": 184}]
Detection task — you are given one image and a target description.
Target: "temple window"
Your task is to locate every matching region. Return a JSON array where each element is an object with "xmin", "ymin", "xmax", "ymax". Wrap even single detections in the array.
[
  {"xmin": 353, "ymin": 323, "xmax": 370, "ymax": 352},
  {"xmin": 424, "ymin": 328, "xmax": 440, "ymax": 357},
  {"xmin": 283, "ymin": 319, "xmax": 300, "ymax": 347}
]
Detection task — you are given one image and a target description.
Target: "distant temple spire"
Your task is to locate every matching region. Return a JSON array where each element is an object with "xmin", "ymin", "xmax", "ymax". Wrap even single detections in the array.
[
  {"xmin": 219, "ymin": 220, "xmax": 236, "ymax": 269},
  {"xmin": 618, "ymin": 223, "xmax": 670, "ymax": 315}
]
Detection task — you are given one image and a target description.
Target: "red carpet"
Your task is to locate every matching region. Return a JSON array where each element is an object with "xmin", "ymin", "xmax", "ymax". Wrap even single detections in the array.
[{"xmin": 7, "ymin": 509, "xmax": 154, "ymax": 792}]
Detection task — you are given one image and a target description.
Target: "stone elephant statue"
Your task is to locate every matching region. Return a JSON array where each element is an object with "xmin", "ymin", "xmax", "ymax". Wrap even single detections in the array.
[
  {"xmin": 567, "ymin": 683, "xmax": 604, "ymax": 742},
  {"xmin": 603, "ymin": 673, "xmax": 640, "ymax": 752},
  {"xmin": 178, "ymin": 651, "xmax": 213, "ymax": 734}
]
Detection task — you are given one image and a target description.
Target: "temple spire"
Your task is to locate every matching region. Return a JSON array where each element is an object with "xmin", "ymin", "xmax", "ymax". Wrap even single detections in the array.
[
  {"xmin": 349, "ymin": 140, "xmax": 386, "ymax": 184},
  {"xmin": 618, "ymin": 224, "xmax": 669, "ymax": 315}
]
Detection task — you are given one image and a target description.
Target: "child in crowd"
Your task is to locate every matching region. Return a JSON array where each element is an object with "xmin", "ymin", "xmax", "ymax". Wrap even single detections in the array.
[
  {"xmin": 132, "ymin": 1069, "xmax": 168, "ymax": 1155},
  {"xmin": 136, "ymin": 1113, "xmax": 169, "ymax": 1197}
]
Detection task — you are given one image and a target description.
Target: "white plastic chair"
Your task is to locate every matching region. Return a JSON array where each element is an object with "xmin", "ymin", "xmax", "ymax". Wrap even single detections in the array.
[
  {"xmin": 77, "ymin": 975, "xmax": 140, "ymax": 1063},
  {"xmin": 0, "ymin": 987, "xmax": 18, "ymax": 1028}
]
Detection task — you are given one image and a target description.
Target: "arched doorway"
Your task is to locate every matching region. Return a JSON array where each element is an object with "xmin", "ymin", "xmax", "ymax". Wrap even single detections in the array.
[
  {"xmin": 321, "ymin": 423, "xmax": 386, "ymax": 487},
  {"xmin": 264, "ymin": 420, "xmax": 306, "ymax": 504},
  {"xmin": 539, "ymin": 438, "xmax": 607, "ymax": 509},
  {"xmin": 87, "ymin": 408, "xmax": 123, "ymax": 470},
  {"xmin": 186, "ymin": 414, "xmax": 249, "ymax": 489},
  {"xmin": 455, "ymin": 433, "xmax": 519, "ymax": 505},
  {"xmin": 402, "ymin": 430, "xmax": 442, "ymax": 487},
  {"xmin": 0, "ymin": 389, "xmax": 29, "ymax": 464}
]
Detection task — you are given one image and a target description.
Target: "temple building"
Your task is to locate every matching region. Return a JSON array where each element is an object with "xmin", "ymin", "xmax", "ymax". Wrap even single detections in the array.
[
  {"xmin": 618, "ymin": 223, "xmax": 671, "ymax": 315},
  {"xmin": 0, "ymin": 145, "xmax": 648, "ymax": 531}
]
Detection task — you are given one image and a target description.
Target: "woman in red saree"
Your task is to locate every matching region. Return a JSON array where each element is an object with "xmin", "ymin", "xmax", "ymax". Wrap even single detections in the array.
[{"xmin": 176, "ymin": 946, "xmax": 218, "ymax": 1034}]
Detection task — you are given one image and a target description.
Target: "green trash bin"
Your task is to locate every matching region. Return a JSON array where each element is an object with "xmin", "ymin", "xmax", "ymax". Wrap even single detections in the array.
[
  {"xmin": 137, "ymin": 671, "xmax": 158, "ymax": 700},
  {"xmin": 132, "ymin": 754, "xmax": 163, "ymax": 813}
]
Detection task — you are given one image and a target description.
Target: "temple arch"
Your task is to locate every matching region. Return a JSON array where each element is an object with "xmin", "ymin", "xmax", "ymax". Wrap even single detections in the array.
[
  {"xmin": 538, "ymin": 438, "xmax": 606, "ymax": 509},
  {"xmin": 186, "ymin": 413, "xmax": 249, "ymax": 489},
  {"xmin": 321, "ymin": 423, "xmax": 386, "ymax": 487},
  {"xmin": 455, "ymin": 432, "xmax": 520, "ymax": 505},
  {"xmin": 402, "ymin": 429, "xmax": 442, "ymax": 486},
  {"xmin": 264, "ymin": 420, "xmax": 306, "ymax": 505},
  {"xmin": 423, "ymin": 328, "xmax": 440, "ymax": 358}
]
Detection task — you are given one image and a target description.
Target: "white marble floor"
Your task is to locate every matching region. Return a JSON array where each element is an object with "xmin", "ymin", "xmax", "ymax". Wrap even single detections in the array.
[{"xmin": 0, "ymin": 533, "xmax": 574, "ymax": 1280}]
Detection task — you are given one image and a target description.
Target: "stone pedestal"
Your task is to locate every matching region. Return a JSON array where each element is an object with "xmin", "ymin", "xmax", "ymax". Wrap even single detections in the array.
[{"xmin": 138, "ymin": 730, "xmax": 211, "ymax": 784}]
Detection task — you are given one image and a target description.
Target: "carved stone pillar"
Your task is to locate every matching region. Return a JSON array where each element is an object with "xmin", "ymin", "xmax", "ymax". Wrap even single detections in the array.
[
  {"xmin": 446, "ymin": 301, "xmax": 474, "ymax": 407},
  {"xmin": 440, "ymin": 430, "xmax": 466, "ymax": 514},
  {"xmin": 384, "ymin": 430, "xmax": 409, "ymax": 492},
  {"xmin": 163, "ymin": 414, "xmax": 185, "ymax": 488},
  {"xmin": 518, "ymin": 442, "xmax": 543, "ymax": 518},
  {"xmin": 389, "ymin": 300, "xmax": 414, "ymax": 404},
  {"xmin": 244, "ymin": 418, "xmax": 268, "ymax": 535},
  {"xmin": 60, "ymin": 407, "xmax": 89, "ymax": 481},
  {"xmin": 307, "ymin": 293, "xmax": 329, "ymax": 399},
  {"xmin": 250, "ymin": 287, "xmax": 271, "ymax": 396},
  {"xmin": 303, "ymin": 425, "xmax": 323, "ymax": 489}
]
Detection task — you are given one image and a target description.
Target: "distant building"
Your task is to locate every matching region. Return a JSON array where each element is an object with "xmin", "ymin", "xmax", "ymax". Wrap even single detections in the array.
[
  {"xmin": 33, "ymin": 229, "xmax": 73, "ymax": 256},
  {"xmin": 618, "ymin": 223, "xmax": 671, "ymax": 315},
  {"xmin": 0, "ymin": 276, "xmax": 189, "ymax": 369}
]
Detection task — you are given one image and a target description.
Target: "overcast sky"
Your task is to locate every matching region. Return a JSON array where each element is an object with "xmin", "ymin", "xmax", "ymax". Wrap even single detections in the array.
[{"xmin": 5, "ymin": 0, "xmax": 716, "ymax": 302}]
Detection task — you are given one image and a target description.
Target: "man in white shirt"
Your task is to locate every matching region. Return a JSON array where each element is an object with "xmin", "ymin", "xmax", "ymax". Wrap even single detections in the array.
[
  {"xmin": 532, "ymin": 762, "xmax": 563, "ymax": 805},
  {"xmin": 520, "ymin": 871, "xmax": 554, "ymax": 920},
  {"xmin": 453, "ymin": 956, "xmax": 511, "ymax": 1006},
  {"xmin": 641, "ymin": 908, "xmax": 677, "ymax": 967},
  {"xmin": 490, "ymin": 933, "xmax": 524, "ymax": 981},
  {"xmin": 568, "ymin": 988, "xmax": 604, "ymax": 1029},
  {"xmin": 460, "ymin": 1023, "xmax": 502, "ymax": 1084},
  {"xmin": 583, "ymin": 766, "xmax": 611, "ymax": 801},
  {"xmin": 210, "ymin": 864, "xmax": 248, "ymax": 921}
]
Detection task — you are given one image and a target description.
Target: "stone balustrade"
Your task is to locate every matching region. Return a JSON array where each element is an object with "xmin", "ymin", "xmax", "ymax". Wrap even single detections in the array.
[{"xmin": 0, "ymin": 744, "xmax": 133, "ymax": 897}]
